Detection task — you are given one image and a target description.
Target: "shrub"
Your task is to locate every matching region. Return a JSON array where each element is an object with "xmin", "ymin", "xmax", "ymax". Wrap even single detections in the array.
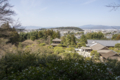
[
  {"xmin": 106, "ymin": 59, "xmax": 120, "ymax": 76},
  {"xmin": 57, "ymin": 44, "xmax": 63, "ymax": 47},
  {"xmin": 48, "ymin": 45, "xmax": 53, "ymax": 49},
  {"xmin": 65, "ymin": 47, "xmax": 75, "ymax": 53},
  {"xmin": 54, "ymin": 47, "xmax": 64, "ymax": 54},
  {"xmin": 6, "ymin": 59, "xmax": 115, "ymax": 80},
  {"xmin": 30, "ymin": 36, "xmax": 36, "ymax": 41},
  {"xmin": 90, "ymin": 50, "xmax": 100, "ymax": 60},
  {"xmin": 39, "ymin": 43, "xmax": 46, "ymax": 46}
]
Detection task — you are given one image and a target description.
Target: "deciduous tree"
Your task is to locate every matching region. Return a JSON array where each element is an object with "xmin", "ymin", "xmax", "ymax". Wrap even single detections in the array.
[{"xmin": 0, "ymin": 0, "xmax": 15, "ymax": 23}]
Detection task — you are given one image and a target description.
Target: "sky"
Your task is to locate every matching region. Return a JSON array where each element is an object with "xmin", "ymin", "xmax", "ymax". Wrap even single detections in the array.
[{"xmin": 9, "ymin": 0, "xmax": 120, "ymax": 29}]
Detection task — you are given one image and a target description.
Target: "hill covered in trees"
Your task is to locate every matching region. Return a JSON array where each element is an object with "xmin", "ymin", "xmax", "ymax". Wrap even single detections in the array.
[{"xmin": 51, "ymin": 27, "xmax": 83, "ymax": 31}]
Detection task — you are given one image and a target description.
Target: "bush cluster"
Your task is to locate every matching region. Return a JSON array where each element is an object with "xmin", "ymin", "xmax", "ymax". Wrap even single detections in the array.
[{"xmin": 0, "ymin": 51, "xmax": 118, "ymax": 80}]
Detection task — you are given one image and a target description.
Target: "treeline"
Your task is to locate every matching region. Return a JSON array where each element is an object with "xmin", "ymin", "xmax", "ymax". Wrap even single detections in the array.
[
  {"xmin": 61, "ymin": 34, "xmax": 76, "ymax": 46},
  {"xmin": 19, "ymin": 30, "xmax": 60, "ymax": 42},
  {"xmin": 0, "ymin": 22, "xmax": 60, "ymax": 44},
  {"xmin": 85, "ymin": 32, "xmax": 120, "ymax": 40},
  {"xmin": 61, "ymin": 34, "xmax": 87, "ymax": 47},
  {"xmin": 112, "ymin": 34, "xmax": 120, "ymax": 40},
  {"xmin": 85, "ymin": 32, "xmax": 106, "ymax": 40}
]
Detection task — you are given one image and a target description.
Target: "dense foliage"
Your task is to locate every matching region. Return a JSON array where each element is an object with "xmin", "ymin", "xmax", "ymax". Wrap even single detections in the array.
[
  {"xmin": 0, "ymin": 51, "xmax": 117, "ymax": 80},
  {"xmin": 61, "ymin": 34, "xmax": 76, "ymax": 46},
  {"xmin": 52, "ymin": 27, "xmax": 83, "ymax": 31},
  {"xmin": 86, "ymin": 32, "xmax": 105, "ymax": 40},
  {"xmin": 109, "ymin": 43, "xmax": 120, "ymax": 54},
  {"xmin": 0, "ymin": 1, "xmax": 120, "ymax": 79},
  {"xmin": 90, "ymin": 50, "xmax": 100, "ymax": 60},
  {"xmin": 0, "ymin": 23, "xmax": 19, "ymax": 44},
  {"xmin": 19, "ymin": 30, "xmax": 60, "ymax": 42},
  {"xmin": 115, "ymin": 43, "xmax": 120, "ymax": 49},
  {"xmin": 6, "ymin": 59, "xmax": 116, "ymax": 80},
  {"xmin": 0, "ymin": 38, "xmax": 120, "ymax": 80},
  {"xmin": 112, "ymin": 34, "xmax": 120, "ymax": 40}
]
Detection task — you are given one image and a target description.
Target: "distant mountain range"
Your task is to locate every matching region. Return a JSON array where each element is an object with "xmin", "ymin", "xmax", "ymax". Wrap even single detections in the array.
[
  {"xmin": 22, "ymin": 25, "xmax": 120, "ymax": 30},
  {"xmin": 79, "ymin": 25, "xmax": 120, "ymax": 29}
]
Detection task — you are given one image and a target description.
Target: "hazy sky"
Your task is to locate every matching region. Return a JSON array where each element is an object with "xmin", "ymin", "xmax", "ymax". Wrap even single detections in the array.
[{"xmin": 9, "ymin": 0, "xmax": 120, "ymax": 28}]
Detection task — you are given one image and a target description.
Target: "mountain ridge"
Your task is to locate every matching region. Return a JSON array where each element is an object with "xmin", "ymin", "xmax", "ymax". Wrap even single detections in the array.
[
  {"xmin": 21, "ymin": 25, "xmax": 120, "ymax": 29},
  {"xmin": 79, "ymin": 25, "xmax": 120, "ymax": 29}
]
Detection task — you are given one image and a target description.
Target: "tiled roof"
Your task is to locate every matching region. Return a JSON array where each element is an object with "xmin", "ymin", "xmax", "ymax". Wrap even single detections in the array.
[
  {"xmin": 81, "ymin": 47, "xmax": 92, "ymax": 49},
  {"xmin": 87, "ymin": 40, "xmax": 120, "ymax": 47},
  {"xmin": 99, "ymin": 50, "xmax": 118, "ymax": 59},
  {"xmin": 97, "ymin": 50, "xmax": 112, "ymax": 53},
  {"xmin": 51, "ymin": 43, "xmax": 60, "ymax": 46},
  {"xmin": 90, "ymin": 43, "xmax": 105, "ymax": 51},
  {"xmin": 52, "ymin": 38, "xmax": 61, "ymax": 42}
]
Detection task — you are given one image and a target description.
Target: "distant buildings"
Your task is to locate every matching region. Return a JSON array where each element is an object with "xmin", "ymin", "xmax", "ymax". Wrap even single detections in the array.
[
  {"xmin": 87, "ymin": 40, "xmax": 120, "ymax": 48},
  {"xmin": 52, "ymin": 29, "xmax": 83, "ymax": 37},
  {"xmin": 78, "ymin": 40, "xmax": 120, "ymax": 60}
]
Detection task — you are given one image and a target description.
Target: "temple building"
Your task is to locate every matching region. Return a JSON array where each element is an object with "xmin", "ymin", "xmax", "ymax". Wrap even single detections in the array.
[{"xmin": 51, "ymin": 38, "xmax": 61, "ymax": 47}]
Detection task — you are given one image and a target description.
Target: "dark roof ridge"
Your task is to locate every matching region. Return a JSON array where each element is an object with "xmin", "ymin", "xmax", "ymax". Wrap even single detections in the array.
[{"xmin": 88, "ymin": 39, "xmax": 120, "ymax": 41}]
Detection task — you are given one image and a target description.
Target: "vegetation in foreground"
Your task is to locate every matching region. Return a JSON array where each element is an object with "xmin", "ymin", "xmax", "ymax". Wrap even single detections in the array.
[
  {"xmin": 0, "ymin": 51, "xmax": 117, "ymax": 80},
  {"xmin": 0, "ymin": 40, "xmax": 120, "ymax": 80},
  {"xmin": 0, "ymin": 0, "xmax": 120, "ymax": 79}
]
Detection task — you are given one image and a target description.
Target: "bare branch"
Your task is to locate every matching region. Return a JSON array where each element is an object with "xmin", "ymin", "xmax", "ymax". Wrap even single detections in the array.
[
  {"xmin": 0, "ymin": 0, "xmax": 15, "ymax": 24},
  {"xmin": 11, "ymin": 19, "xmax": 25, "ymax": 32},
  {"xmin": 106, "ymin": 2, "xmax": 120, "ymax": 11}
]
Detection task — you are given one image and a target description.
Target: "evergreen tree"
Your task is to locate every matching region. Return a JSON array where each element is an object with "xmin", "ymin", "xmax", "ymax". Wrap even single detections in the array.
[
  {"xmin": 38, "ymin": 31, "xmax": 43, "ymax": 38},
  {"xmin": 115, "ymin": 43, "xmax": 120, "ymax": 50},
  {"xmin": 86, "ymin": 32, "xmax": 105, "ymax": 40},
  {"xmin": 116, "ymin": 35, "xmax": 120, "ymax": 40},
  {"xmin": 30, "ymin": 36, "xmax": 36, "ymax": 41},
  {"xmin": 56, "ymin": 31, "xmax": 60, "ymax": 38},
  {"xmin": 71, "ymin": 34, "xmax": 76, "ymax": 45},
  {"xmin": 66, "ymin": 35, "xmax": 71, "ymax": 46},
  {"xmin": 80, "ymin": 34, "xmax": 87, "ymax": 43},
  {"xmin": 0, "ymin": 22, "xmax": 19, "ymax": 44}
]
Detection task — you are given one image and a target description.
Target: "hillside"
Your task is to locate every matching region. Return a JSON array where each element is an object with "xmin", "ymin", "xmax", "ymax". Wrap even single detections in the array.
[{"xmin": 52, "ymin": 27, "xmax": 83, "ymax": 31}]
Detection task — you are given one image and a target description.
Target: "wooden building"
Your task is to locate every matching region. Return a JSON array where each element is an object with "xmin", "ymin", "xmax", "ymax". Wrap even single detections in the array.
[
  {"xmin": 51, "ymin": 38, "xmax": 61, "ymax": 47},
  {"xmin": 81, "ymin": 47, "xmax": 92, "ymax": 52}
]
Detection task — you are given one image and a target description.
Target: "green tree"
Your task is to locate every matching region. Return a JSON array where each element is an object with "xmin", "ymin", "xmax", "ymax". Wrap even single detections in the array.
[
  {"xmin": 9, "ymin": 29, "xmax": 19, "ymax": 44},
  {"xmin": 0, "ymin": 23, "xmax": 19, "ymax": 44},
  {"xmin": 54, "ymin": 47, "xmax": 64, "ymax": 54},
  {"xmin": 90, "ymin": 50, "xmax": 100, "ymax": 60},
  {"xmin": 76, "ymin": 43, "xmax": 82, "ymax": 48},
  {"xmin": 80, "ymin": 34, "xmax": 87, "ymax": 43},
  {"xmin": 56, "ymin": 31, "xmax": 60, "ymax": 38},
  {"xmin": 86, "ymin": 32, "xmax": 105, "ymax": 40},
  {"xmin": 71, "ymin": 34, "xmax": 76, "ymax": 45},
  {"xmin": 38, "ymin": 31, "xmax": 43, "ymax": 38},
  {"xmin": 112, "ymin": 34, "xmax": 118, "ymax": 40},
  {"xmin": 61, "ymin": 36, "xmax": 65, "ymax": 44},
  {"xmin": 115, "ymin": 43, "xmax": 120, "ymax": 50},
  {"xmin": 39, "ymin": 43, "xmax": 46, "ymax": 46},
  {"xmin": 76, "ymin": 42, "xmax": 86, "ymax": 48},
  {"xmin": 65, "ymin": 47, "xmax": 75, "ymax": 53},
  {"xmin": 116, "ymin": 35, "xmax": 120, "ymax": 40},
  {"xmin": 66, "ymin": 35, "xmax": 71, "ymax": 46},
  {"xmin": 30, "ymin": 36, "xmax": 36, "ymax": 41}
]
